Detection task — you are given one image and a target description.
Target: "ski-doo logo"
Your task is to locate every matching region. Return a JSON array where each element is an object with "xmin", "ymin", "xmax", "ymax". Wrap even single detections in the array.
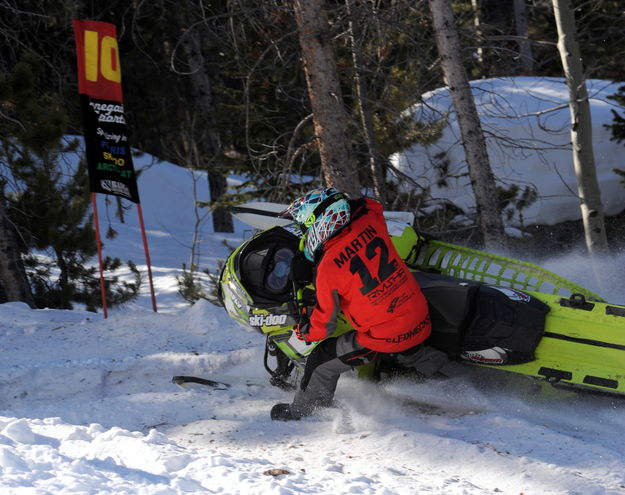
[{"xmin": 248, "ymin": 313, "xmax": 288, "ymax": 327}]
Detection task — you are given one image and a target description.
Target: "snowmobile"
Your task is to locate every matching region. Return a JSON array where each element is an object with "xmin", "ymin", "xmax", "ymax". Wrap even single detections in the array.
[{"xmin": 214, "ymin": 203, "xmax": 625, "ymax": 397}]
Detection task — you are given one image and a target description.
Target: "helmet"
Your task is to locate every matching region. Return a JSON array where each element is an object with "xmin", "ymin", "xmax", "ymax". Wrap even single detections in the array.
[
  {"xmin": 281, "ymin": 187, "xmax": 350, "ymax": 261},
  {"xmin": 218, "ymin": 226, "xmax": 301, "ymax": 332}
]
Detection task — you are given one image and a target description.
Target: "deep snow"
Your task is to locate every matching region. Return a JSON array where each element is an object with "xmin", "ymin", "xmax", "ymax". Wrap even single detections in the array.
[
  {"xmin": 392, "ymin": 77, "xmax": 625, "ymax": 227},
  {"xmin": 3, "ymin": 78, "xmax": 625, "ymax": 494}
]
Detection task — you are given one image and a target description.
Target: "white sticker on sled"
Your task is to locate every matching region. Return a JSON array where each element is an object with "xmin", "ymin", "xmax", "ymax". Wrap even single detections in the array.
[{"xmin": 461, "ymin": 346, "xmax": 508, "ymax": 365}]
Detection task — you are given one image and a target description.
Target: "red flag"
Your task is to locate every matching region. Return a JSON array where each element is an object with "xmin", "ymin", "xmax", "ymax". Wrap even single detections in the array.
[
  {"xmin": 73, "ymin": 19, "xmax": 139, "ymax": 203},
  {"xmin": 73, "ymin": 19, "xmax": 157, "ymax": 315}
]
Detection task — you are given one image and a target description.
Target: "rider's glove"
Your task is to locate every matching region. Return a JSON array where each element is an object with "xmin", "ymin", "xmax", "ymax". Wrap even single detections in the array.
[
  {"xmin": 290, "ymin": 251, "xmax": 313, "ymax": 286},
  {"xmin": 294, "ymin": 322, "xmax": 310, "ymax": 341}
]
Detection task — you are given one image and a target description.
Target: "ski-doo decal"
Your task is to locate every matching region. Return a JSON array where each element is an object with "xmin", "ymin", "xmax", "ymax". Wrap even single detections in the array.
[{"xmin": 249, "ymin": 313, "xmax": 288, "ymax": 327}]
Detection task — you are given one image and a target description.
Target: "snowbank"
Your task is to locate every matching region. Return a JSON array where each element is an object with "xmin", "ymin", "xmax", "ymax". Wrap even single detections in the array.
[{"xmin": 391, "ymin": 76, "xmax": 625, "ymax": 226}]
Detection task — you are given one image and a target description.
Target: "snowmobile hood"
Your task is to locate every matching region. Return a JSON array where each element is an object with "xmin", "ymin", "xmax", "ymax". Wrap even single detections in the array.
[{"xmin": 218, "ymin": 225, "xmax": 302, "ymax": 333}]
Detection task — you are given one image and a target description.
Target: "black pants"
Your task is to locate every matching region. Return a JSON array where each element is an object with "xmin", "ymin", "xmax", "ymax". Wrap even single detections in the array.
[{"xmin": 290, "ymin": 330, "xmax": 453, "ymax": 418}]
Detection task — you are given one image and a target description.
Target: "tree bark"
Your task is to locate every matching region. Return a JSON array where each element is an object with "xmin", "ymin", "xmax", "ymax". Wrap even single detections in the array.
[
  {"xmin": 0, "ymin": 194, "xmax": 35, "ymax": 307},
  {"xmin": 177, "ymin": 3, "xmax": 233, "ymax": 233},
  {"xmin": 345, "ymin": 0, "xmax": 387, "ymax": 205},
  {"xmin": 552, "ymin": 0, "xmax": 608, "ymax": 255},
  {"xmin": 429, "ymin": 0, "xmax": 507, "ymax": 250},
  {"xmin": 292, "ymin": 0, "xmax": 361, "ymax": 197},
  {"xmin": 470, "ymin": 0, "xmax": 484, "ymax": 65},
  {"xmin": 513, "ymin": 0, "xmax": 534, "ymax": 73}
]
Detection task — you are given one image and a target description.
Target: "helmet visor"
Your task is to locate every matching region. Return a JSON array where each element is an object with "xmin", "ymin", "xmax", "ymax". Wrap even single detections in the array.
[{"xmin": 266, "ymin": 247, "xmax": 294, "ymax": 292}]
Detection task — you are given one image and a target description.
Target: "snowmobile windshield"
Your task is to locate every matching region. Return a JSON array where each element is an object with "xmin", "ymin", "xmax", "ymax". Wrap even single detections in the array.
[
  {"xmin": 265, "ymin": 248, "xmax": 294, "ymax": 292},
  {"xmin": 237, "ymin": 226, "xmax": 301, "ymax": 305}
]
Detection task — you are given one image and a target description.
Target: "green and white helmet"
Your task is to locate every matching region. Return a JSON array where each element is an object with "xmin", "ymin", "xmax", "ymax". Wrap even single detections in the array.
[{"xmin": 281, "ymin": 187, "xmax": 350, "ymax": 261}]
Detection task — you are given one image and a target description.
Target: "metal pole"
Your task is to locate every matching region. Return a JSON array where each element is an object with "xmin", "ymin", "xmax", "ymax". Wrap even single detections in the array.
[
  {"xmin": 91, "ymin": 193, "xmax": 108, "ymax": 318},
  {"xmin": 136, "ymin": 203, "xmax": 157, "ymax": 312}
]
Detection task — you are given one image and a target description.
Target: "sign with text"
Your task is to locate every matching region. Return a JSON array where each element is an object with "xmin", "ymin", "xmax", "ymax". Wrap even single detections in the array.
[{"xmin": 73, "ymin": 19, "xmax": 140, "ymax": 204}]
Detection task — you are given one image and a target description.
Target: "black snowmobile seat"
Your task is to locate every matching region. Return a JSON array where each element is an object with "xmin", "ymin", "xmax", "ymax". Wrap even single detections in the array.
[{"xmin": 413, "ymin": 271, "xmax": 549, "ymax": 364}]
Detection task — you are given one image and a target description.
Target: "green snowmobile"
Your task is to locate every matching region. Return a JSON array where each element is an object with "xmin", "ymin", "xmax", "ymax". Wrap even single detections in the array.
[{"xmin": 217, "ymin": 211, "xmax": 625, "ymax": 397}]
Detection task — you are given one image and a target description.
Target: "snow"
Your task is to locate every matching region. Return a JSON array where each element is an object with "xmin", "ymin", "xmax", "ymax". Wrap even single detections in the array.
[
  {"xmin": 392, "ymin": 76, "xmax": 625, "ymax": 226},
  {"xmin": 3, "ymin": 80, "xmax": 625, "ymax": 493}
]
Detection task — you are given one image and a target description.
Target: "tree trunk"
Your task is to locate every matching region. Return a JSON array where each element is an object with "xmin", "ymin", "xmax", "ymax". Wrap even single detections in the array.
[
  {"xmin": 552, "ymin": 0, "xmax": 609, "ymax": 255},
  {"xmin": 470, "ymin": 0, "xmax": 484, "ymax": 65},
  {"xmin": 513, "ymin": 0, "xmax": 534, "ymax": 73},
  {"xmin": 292, "ymin": 0, "xmax": 361, "ymax": 197},
  {"xmin": 0, "ymin": 194, "xmax": 35, "ymax": 307},
  {"xmin": 54, "ymin": 246, "xmax": 72, "ymax": 309},
  {"xmin": 345, "ymin": 0, "xmax": 387, "ymax": 205},
  {"xmin": 178, "ymin": 3, "xmax": 233, "ymax": 233},
  {"xmin": 429, "ymin": 0, "xmax": 507, "ymax": 250}
]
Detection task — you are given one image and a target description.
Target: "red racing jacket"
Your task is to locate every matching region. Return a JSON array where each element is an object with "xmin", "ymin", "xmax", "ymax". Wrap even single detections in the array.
[{"xmin": 303, "ymin": 198, "xmax": 431, "ymax": 353}]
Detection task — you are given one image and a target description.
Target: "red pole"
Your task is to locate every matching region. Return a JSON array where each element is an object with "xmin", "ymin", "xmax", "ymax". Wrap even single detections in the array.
[
  {"xmin": 137, "ymin": 203, "xmax": 158, "ymax": 312},
  {"xmin": 91, "ymin": 193, "xmax": 108, "ymax": 318}
]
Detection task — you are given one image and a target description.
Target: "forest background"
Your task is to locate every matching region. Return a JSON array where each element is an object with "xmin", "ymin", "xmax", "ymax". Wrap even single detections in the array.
[{"xmin": 2, "ymin": 0, "xmax": 625, "ymax": 310}]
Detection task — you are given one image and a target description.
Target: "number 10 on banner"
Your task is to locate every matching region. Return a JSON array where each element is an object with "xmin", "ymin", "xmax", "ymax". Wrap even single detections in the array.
[{"xmin": 73, "ymin": 19, "xmax": 123, "ymax": 102}]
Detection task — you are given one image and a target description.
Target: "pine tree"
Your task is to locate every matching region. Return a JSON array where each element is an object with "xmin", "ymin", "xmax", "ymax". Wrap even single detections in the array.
[{"xmin": 1, "ymin": 53, "xmax": 140, "ymax": 310}]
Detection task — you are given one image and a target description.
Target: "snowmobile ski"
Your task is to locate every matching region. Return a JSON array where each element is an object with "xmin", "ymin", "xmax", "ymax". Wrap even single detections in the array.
[{"xmin": 172, "ymin": 374, "xmax": 269, "ymax": 390}]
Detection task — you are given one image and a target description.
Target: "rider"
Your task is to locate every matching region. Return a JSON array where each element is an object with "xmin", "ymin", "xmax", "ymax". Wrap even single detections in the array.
[{"xmin": 271, "ymin": 187, "xmax": 457, "ymax": 421}]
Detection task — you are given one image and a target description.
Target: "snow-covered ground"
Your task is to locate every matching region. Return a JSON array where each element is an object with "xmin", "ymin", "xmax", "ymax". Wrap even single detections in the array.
[
  {"xmin": 3, "ymin": 123, "xmax": 625, "ymax": 493},
  {"xmin": 392, "ymin": 77, "xmax": 625, "ymax": 227}
]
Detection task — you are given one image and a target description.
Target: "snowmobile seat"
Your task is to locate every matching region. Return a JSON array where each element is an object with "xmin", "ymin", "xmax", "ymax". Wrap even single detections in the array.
[{"xmin": 413, "ymin": 271, "xmax": 550, "ymax": 365}]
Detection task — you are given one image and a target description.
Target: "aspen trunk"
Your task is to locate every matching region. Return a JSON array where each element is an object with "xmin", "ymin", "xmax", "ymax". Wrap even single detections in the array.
[{"xmin": 552, "ymin": 0, "xmax": 609, "ymax": 255}]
